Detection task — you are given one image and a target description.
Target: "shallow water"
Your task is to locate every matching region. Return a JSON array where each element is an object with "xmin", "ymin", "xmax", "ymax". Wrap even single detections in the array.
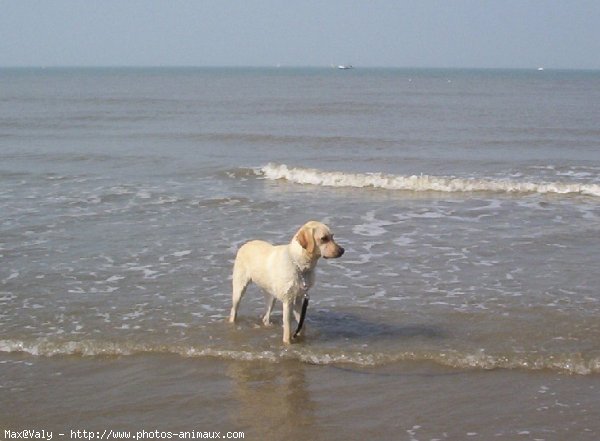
[
  {"xmin": 2, "ymin": 161, "xmax": 600, "ymax": 374},
  {"xmin": 2, "ymin": 355, "xmax": 599, "ymax": 440}
]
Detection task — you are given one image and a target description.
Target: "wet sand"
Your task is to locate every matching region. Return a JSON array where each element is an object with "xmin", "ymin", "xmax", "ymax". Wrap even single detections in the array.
[{"xmin": 2, "ymin": 353, "xmax": 598, "ymax": 440}]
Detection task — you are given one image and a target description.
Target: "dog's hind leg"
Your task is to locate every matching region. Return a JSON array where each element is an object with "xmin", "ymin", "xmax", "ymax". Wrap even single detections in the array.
[
  {"xmin": 262, "ymin": 294, "xmax": 276, "ymax": 326},
  {"xmin": 229, "ymin": 263, "xmax": 250, "ymax": 323}
]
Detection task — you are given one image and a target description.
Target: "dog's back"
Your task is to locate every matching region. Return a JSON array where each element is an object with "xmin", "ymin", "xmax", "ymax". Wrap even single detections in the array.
[
  {"xmin": 233, "ymin": 240, "xmax": 293, "ymax": 292},
  {"xmin": 234, "ymin": 239, "xmax": 274, "ymax": 281}
]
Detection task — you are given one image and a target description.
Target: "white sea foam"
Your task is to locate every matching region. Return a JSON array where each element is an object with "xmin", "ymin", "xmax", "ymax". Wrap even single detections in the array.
[
  {"xmin": 2, "ymin": 338, "xmax": 599, "ymax": 375},
  {"xmin": 172, "ymin": 250, "xmax": 191, "ymax": 257},
  {"xmin": 353, "ymin": 211, "xmax": 394, "ymax": 237},
  {"xmin": 2, "ymin": 271, "xmax": 19, "ymax": 284},
  {"xmin": 256, "ymin": 163, "xmax": 600, "ymax": 197}
]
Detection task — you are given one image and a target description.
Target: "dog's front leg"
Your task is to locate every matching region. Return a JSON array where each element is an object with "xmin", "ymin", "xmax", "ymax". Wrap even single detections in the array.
[{"xmin": 282, "ymin": 301, "xmax": 293, "ymax": 344}]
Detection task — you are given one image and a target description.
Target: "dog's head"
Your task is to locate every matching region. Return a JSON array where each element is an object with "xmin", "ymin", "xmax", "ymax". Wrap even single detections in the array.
[{"xmin": 294, "ymin": 221, "xmax": 344, "ymax": 260}]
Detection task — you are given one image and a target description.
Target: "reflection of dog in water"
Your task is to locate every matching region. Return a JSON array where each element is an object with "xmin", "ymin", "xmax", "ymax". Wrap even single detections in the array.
[
  {"xmin": 229, "ymin": 221, "xmax": 344, "ymax": 344},
  {"xmin": 226, "ymin": 361, "xmax": 315, "ymax": 437}
]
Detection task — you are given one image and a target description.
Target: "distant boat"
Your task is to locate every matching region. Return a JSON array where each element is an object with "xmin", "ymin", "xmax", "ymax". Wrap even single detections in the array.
[
  {"xmin": 537, "ymin": 67, "xmax": 544, "ymax": 71},
  {"xmin": 337, "ymin": 65, "xmax": 354, "ymax": 70}
]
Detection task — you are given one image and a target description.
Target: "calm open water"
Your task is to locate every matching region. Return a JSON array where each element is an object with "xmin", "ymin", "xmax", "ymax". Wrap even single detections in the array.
[{"xmin": 1, "ymin": 67, "xmax": 600, "ymax": 440}]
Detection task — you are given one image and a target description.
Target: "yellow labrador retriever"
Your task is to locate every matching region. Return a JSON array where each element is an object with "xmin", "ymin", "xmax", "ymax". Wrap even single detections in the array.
[{"xmin": 229, "ymin": 221, "xmax": 344, "ymax": 344}]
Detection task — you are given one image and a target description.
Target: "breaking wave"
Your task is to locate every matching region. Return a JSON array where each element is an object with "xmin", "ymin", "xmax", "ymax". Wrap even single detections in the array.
[
  {"xmin": 2, "ymin": 338, "xmax": 599, "ymax": 375},
  {"xmin": 255, "ymin": 163, "xmax": 600, "ymax": 197}
]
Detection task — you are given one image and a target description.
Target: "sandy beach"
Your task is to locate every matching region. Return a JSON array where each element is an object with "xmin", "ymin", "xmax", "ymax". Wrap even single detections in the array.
[{"xmin": 2, "ymin": 353, "xmax": 598, "ymax": 440}]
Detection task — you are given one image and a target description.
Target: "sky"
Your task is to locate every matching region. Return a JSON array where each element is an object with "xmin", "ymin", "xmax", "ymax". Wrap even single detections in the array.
[{"xmin": 1, "ymin": 0, "xmax": 600, "ymax": 69}]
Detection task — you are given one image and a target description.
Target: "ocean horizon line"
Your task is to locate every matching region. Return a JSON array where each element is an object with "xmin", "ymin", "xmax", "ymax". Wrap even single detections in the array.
[{"xmin": 1, "ymin": 64, "xmax": 599, "ymax": 73}]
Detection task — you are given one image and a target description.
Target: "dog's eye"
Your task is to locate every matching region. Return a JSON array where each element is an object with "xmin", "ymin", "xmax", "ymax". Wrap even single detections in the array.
[{"xmin": 321, "ymin": 236, "xmax": 330, "ymax": 243}]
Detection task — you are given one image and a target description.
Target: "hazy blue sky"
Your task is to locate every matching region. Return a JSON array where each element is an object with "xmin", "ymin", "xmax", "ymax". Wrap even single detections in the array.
[{"xmin": 2, "ymin": 0, "xmax": 599, "ymax": 69}]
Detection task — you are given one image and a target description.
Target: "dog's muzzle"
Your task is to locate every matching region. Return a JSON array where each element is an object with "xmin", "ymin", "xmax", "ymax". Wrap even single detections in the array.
[{"xmin": 325, "ymin": 246, "xmax": 344, "ymax": 259}]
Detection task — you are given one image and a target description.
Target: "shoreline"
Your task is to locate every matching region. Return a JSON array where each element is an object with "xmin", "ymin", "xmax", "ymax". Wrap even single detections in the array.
[{"xmin": 2, "ymin": 353, "xmax": 598, "ymax": 440}]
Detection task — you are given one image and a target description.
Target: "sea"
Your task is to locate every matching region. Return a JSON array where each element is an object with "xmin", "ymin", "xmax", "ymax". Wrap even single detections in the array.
[{"xmin": 1, "ymin": 67, "xmax": 600, "ymax": 440}]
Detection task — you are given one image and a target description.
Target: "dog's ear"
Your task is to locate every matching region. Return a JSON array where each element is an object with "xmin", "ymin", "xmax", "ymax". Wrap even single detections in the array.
[{"xmin": 296, "ymin": 227, "xmax": 316, "ymax": 255}]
